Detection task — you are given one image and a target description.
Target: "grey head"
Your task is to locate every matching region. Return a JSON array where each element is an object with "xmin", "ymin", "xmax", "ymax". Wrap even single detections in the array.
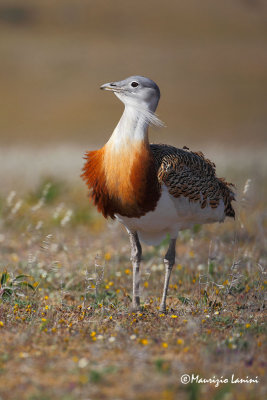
[{"xmin": 100, "ymin": 75, "xmax": 160, "ymax": 112}]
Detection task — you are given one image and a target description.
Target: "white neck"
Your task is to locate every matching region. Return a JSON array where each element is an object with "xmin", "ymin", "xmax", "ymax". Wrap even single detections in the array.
[
  {"xmin": 107, "ymin": 105, "xmax": 149, "ymax": 149},
  {"xmin": 107, "ymin": 104, "xmax": 163, "ymax": 150}
]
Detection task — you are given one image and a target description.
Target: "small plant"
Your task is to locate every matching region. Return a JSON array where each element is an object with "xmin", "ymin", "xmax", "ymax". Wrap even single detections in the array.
[
  {"xmin": 155, "ymin": 358, "xmax": 170, "ymax": 374},
  {"xmin": 0, "ymin": 269, "xmax": 35, "ymax": 300}
]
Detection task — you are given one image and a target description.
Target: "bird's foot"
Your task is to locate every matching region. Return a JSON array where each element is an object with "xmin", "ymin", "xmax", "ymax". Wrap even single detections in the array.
[
  {"xmin": 131, "ymin": 304, "xmax": 141, "ymax": 312},
  {"xmin": 131, "ymin": 297, "xmax": 141, "ymax": 312},
  {"xmin": 159, "ymin": 304, "xmax": 167, "ymax": 314}
]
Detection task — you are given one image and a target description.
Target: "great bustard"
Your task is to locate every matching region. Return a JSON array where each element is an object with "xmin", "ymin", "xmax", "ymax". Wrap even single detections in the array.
[{"xmin": 82, "ymin": 76, "xmax": 235, "ymax": 313}]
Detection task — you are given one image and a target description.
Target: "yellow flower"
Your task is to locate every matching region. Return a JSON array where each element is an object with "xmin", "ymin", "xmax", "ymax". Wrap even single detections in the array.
[
  {"xmin": 141, "ymin": 339, "xmax": 148, "ymax": 345},
  {"xmin": 177, "ymin": 338, "xmax": 184, "ymax": 345},
  {"xmin": 41, "ymin": 318, "xmax": 47, "ymax": 322},
  {"xmin": 162, "ymin": 342, "xmax": 168, "ymax": 348},
  {"xmin": 171, "ymin": 315, "xmax": 178, "ymax": 319},
  {"xmin": 45, "ymin": 305, "xmax": 49, "ymax": 310},
  {"xmin": 143, "ymin": 281, "xmax": 149, "ymax": 288},
  {"xmin": 33, "ymin": 282, "xmax": 39, "ymax": 288},
  {"xmin": 90, "ymin": 331, "xmax": 96, "ymax": 337},
  {"xmin": 0, "ymin": 321, "xmax": 4, "ymax": 327},
  {"xmin": 109, "ymin": 316, "xmax": 113, "ymax": 320},
  {"xmin": 159, "ymin": 314, "xmax": 165, "ymax": 317},
  {"xmin": 11, "ymin": 253, "xmax": 19, "ymax": 262},
  {"xmin": 177, "ymin": 264, "xmax": 183, "ymax": 270},
  {"xmin": 19, "ymin": 352, "xmax": 29, "ymax": 358},
  {"xmin": 104, "ymin": 252, "xmax": 111, "ymax": 261},
  {"xmin": 105, "ymin": 284, "xmax": 110, "ymax": 289},
  {"xmin": 44, "ymin": 295, "xmax": 49, "ymax": 300},
  {"xmin": 124, "ymin": 269, "xmax": 131, "ymax": 275},
  {"xmin": 183, "ymin": 346, "xmax": 189, "ymax": 353},
  {"xmin": 189, "ymin": 250, "xmax": 195, "ymax": 258},
  {"xmin": 98, "ymin": 303, "xmax": 103, "ymax": 308},
  {"xmin": 245, "ymin": 323, "xmax": 251, "ymax": 329},
  {"xmin": 79, "ymin": 375, "xmax": 88, "ymax": 384},
  {"xmin": 91, "ymin": 284, "xmax": 95, "ymax": 288}
]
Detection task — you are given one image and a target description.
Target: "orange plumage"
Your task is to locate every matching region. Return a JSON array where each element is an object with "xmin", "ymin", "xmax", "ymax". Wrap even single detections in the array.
[{"xmin": 81, "ymin": 142, "xmax": 160, "ymax": 219}]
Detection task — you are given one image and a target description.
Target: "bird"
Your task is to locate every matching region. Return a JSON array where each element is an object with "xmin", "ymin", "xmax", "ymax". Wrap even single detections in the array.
[{"xmin": 82, "ymin": 75, "xmax": 235, "ymax": 313}]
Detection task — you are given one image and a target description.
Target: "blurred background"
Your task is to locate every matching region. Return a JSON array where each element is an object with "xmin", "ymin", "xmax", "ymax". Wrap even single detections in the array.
[{"xmin": 0, "ymin": 0, "xmax": 266, "ymax": 188}]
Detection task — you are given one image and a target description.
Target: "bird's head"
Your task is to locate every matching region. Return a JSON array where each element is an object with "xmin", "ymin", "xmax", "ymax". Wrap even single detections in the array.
[{"xmin": 100, "ymin": 75, "xmax": 160, "ymax": 113}]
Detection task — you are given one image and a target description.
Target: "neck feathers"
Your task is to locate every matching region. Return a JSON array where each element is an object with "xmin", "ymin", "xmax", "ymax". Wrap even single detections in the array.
[
  {"xmin": 82, "ymin": 108, "xmax": 161, "ymax": 218},
  {"xmin": 107, "ymin": 103, "xmax": 164, "ymax": 148}
]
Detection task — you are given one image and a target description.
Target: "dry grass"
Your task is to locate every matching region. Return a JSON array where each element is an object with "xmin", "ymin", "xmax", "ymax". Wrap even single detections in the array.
[{"xmin": 0, "ymin": 161, "xmax": 266, "ymax": 400}]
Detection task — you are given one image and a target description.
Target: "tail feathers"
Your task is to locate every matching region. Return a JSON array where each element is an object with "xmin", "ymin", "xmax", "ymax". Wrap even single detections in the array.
[{"xmin": 225, "ymin": 203, "xmax": 235, "ymax": 219}]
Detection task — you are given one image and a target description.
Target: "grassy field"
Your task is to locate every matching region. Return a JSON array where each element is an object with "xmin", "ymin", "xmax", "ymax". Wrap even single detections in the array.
[{"xmin": 0, "ymin": 159, "xmax": 266, "ymax": 400}]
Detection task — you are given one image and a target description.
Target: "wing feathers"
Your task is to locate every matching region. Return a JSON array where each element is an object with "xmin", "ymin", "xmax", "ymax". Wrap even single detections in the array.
[{"xmin": 151, "ymin": 144, "xmax": 235, "ymax": 219}]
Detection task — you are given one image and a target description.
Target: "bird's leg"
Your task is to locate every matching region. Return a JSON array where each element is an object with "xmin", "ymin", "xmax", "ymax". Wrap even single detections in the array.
[
  {"xmin": 159, "ymin": 238, "xmax": 176, "ymax": 313},
  {"xmin": 128, "ymin": 231, "xmax": 142, "ymax": 311}
]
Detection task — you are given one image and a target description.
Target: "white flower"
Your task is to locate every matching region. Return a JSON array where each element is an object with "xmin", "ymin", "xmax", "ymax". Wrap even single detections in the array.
[
  {"xmin": 35, "ymin": 221, "xmax": 43, "ymax": 230},
  {"xmin": 53, "ymin": 202, "xmax": 65, "ymax": 219},
  {"xmin": 61, "ymin": 209, "xmax": 73, "ymax": 226},
  {"xmin": 11, "ymin": 200, "xmax": 23, "ymax": 215},
  {"xmin": 197, "ymin": 264, "xmax": 205, "ymax": 271},
  {"xmin": 7, "ymin": 191, "xmax": 16, "ymax": 206},
  {"xmin": 31, "ymin": 199, "xmax": 45, "ymax": 212},
  {"xmin": 78, "ymin": 358, "xmax": 88, "ymax": 368}
]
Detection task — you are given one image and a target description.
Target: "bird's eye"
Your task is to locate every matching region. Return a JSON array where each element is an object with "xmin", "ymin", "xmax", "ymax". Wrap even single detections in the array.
[{"xmin": 131, "ymin": 81, "xmax": 139, "ymax": 88}]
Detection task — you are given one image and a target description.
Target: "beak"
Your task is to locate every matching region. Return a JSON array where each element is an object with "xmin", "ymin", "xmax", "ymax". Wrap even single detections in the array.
[{"xmin": 100, "ymin": 82, "xmax": 122, "ymax": 92}]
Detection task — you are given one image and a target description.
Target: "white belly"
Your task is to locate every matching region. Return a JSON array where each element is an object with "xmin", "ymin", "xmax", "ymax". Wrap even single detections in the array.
[{"xmin": 116, "ymin": 185, "xmax": 225, "ymax": 245}]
